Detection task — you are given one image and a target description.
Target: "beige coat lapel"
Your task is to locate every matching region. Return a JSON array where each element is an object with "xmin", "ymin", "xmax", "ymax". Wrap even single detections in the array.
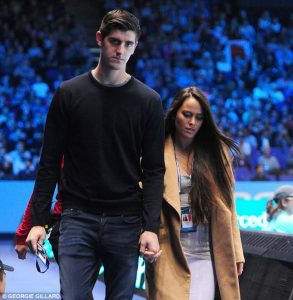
[{"xmin": 163, "ymin": 136, "xmax": 181, "ymax": 217}]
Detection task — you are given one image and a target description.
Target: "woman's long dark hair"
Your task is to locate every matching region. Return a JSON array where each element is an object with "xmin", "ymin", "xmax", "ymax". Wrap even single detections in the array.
[{"xmin": 165, "ymin": 86, "xmax": 239, "ymax": 225}]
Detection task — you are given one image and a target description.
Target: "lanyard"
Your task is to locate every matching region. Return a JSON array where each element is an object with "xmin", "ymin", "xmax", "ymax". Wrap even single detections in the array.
[
  {"xmin": 174, "ymin": 145, "xmax": 197, "ymax": 233},
  {"xmin": 174, "ymin": 149, "xmax": 182, "ymax": 193}
]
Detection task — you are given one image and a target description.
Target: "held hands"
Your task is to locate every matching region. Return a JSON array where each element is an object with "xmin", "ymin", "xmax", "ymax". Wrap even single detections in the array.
[
  {"xmin": 139, "ymin": 231, "xmax": 162, "ymax": 263},
  {"xmin": 25, "ymin": 226, "xmax": 46, "ymax": 253}
]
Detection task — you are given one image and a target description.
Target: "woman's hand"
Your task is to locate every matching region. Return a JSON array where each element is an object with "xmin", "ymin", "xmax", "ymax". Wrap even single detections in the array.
[{"xmin": 237, "ymin": 262, "xmax": 244, "ymax": 276}]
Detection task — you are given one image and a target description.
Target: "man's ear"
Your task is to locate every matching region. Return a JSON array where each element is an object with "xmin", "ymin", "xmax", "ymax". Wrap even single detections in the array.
[
  {"xmin": 281, "ymin": 198, "xmax": 288, "ymax": 206},
  {"xmin": 96, "ymin": 31, "xmax": 103, "ymax": 46},
  {"xmin": 134, "ymin": 41, "xmax": 138, "ymax": 50},
  {"xmin": 130, "ymin": 41, "xmax": 138, "ymax": 56}
]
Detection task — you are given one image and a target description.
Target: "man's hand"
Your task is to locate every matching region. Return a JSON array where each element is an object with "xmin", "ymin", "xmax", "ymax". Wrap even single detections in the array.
[
  {"xmin": 15, "ymin": 244, "xmax": 28, "ymax": 260},
  {"xmin": 25, "ymin": 226, "xmax": 46, "ymax": 253},
  {"xmin": 139, "ymin": 231, "xmax": 162, "ymax": 263}
]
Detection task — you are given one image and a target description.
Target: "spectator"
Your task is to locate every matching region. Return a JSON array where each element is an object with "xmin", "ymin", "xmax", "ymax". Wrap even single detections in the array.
[
  {"xmin": 237, "ymin": 133, "xmax": 252, "ymax": 170},
  {"xmin": 31, "ymin": 75, "xmax": 50, "ymax": 99},
  {"xmin": 251, "ymin": 164, "xmax": 269, "ymax": 181},
  {"xmin": 18, "ymin": 158, "xmax": 36, "ymax": 180},
  {"xmin": 5, "ymin": 141, "xmax": 31, "ymax": 176},
  {"xmin": 264, "ymin": 185, "xmax": 293, "ymax": 233},
  {"xmin": 0, "ymin": 158, "xmax": 14, "ymax": 180},
  {"xmin": 258, "ymin": 146, "xmax": 281, "ymax": 179}
]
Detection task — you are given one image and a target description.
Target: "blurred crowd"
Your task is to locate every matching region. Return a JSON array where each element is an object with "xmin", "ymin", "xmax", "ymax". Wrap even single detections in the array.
[
  {"xmin": 0, "ymin": 0, "xmax": 292, "ymax": 180},
  {"xmin": 0, "ymin": 0, "xmax": 93, "ymax": 179}
]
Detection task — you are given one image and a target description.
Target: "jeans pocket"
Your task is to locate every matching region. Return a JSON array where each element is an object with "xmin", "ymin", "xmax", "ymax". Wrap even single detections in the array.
[{"xmin": 122, "ymin": 215, "xmax": 143, "ymax": 224}]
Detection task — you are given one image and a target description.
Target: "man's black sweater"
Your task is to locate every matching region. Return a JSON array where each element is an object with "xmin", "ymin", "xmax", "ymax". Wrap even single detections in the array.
[{"xmin": 31, "ymin": 72, "xmax": 165, "ymax": 233}]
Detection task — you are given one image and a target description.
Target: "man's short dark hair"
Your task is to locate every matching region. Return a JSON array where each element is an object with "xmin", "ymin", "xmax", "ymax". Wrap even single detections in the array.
[{"xmin": 99, "ymin": 9, "xmax": 141, "ymax": 40}]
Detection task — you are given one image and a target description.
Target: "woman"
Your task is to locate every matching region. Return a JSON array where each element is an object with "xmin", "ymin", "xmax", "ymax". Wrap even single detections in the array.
[
  {"xmin": 265, "ymin": 185, "xmax": 293, "ymax": 233},
  {"xmin": 146, "ymin": 87, "xmax": 244, "ymax": 300}
]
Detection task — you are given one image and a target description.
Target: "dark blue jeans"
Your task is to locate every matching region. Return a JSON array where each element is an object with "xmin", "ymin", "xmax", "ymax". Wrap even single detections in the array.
[{"xmin": 58, "ymin": 209, "xmax": 142, "ymax": 300}]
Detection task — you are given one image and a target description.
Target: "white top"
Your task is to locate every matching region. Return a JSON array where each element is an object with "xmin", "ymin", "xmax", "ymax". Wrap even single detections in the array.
[{"xmin": 179, "ymin": 173, "xmax": 211, "ymax": 260}]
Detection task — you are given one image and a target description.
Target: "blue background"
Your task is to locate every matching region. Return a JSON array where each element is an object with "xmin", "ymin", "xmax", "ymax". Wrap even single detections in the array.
[{"xmin": 0, "ymin": 180, "xmax": 292, "ymax": 233}]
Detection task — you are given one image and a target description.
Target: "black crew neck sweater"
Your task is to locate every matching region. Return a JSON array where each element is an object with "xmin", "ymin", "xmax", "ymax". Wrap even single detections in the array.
[{"xmin": 31, "ymin": 72, "xmax": 165, "ymax": 233}]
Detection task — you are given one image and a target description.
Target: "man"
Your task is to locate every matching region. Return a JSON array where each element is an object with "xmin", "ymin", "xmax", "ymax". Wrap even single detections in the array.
[{"xmin": 26, "ymin": 9, "xmax": 165, "ymax": 299}]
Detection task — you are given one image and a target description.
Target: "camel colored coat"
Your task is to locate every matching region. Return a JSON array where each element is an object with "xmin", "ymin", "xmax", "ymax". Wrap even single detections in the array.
[{"xmin": 146, "ymin": 136, "xmax": 244, "ymax": 300}]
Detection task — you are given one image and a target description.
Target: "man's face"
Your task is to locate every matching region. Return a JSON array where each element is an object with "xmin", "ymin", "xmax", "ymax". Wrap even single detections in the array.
[{"xmin": 97, "ymin": 29, "xmax": 137, "ymax": 71}]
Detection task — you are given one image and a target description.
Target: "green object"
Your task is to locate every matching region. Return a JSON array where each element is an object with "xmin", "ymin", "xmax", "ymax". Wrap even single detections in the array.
[{"xmin": 43, "ymin": 239, "xmax": 55, "ymax": 259}]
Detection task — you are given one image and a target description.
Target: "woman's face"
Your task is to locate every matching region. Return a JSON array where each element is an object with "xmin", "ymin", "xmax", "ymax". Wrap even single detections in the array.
[{"xmin": 175, "ymin": 96, "xmax": 204, "ymax": 144}]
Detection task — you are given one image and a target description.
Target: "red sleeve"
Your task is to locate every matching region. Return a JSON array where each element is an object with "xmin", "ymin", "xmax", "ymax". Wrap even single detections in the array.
[
  {"xmin": 52, "ymin": 156, "xmax": 63, "ymax": 215},
  {"xmin": 52, "ymin": 196, "xmax": 62, "ymax": 215},
  {"xmin": 15, "ymin": 193, "xmax": 62, "ymax": 245},
  {"xmin": 16, "ymin": 157, "xmax": 64, "ymax": 244},
  {"xmin": 15, "ymin": 195, "xmax": 33, "ymax": 245}
]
